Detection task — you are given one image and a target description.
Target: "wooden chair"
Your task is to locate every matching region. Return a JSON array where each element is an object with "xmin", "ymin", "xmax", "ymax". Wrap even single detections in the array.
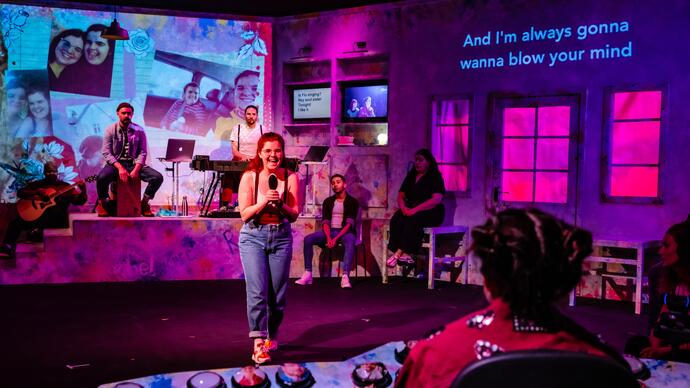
[
  {"xmin": 321, "ymin": 209, "xmax": 366, "ymax": 277},
  {"xmin": 382, "ymin": 224, "xmax": 469, "ymax": 289}
]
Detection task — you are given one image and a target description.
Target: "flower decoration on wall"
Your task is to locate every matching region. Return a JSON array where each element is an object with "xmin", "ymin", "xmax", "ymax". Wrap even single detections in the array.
[
  {"xmin": 57, "ymin": 163, "xmax": 78, "ymax": 184},
  {"xmin": 236, "ymin": 29, "xmax": 267, "ymax": 60},
  {"xmin": 0, "ymin": 156, "xmax": 44, "ymax": 196},
  {"xmin": 34, "ymin": 141, "xmax": 65, "ymax": 163},
  {"xmin": 0, "ymin": 138, "xmax": 77, "ymax": 202},
  {"xmin": 125, "ymin": 29, "xmax": 156, "ymax": 58}
]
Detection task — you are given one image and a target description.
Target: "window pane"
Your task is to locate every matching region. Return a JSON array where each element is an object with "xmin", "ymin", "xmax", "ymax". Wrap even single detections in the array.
[
  {"xmin": 436, "ymin": 125, "xmax": 468, "ymax": 163},
  {"xmin": 536, "ymin": 138, "xmax": 569, "ymax": 170},
  {"xmin": 502, "ymin": 138, "xmax": 534, "ymax": 169},
  {"xmin": 537, "ymin": 106, "xmax": 570, "ymax": 136},
  {"xmin": 503, "ymin": 107, "xmax": 535, "ymax": 136},
  {"xmin": 438, "ymin": 100, "xmax": 469, "ymax": 125},
  {"xmin": 199, "ymin": 77, "xmax": 222, "ymax": 97},
  {"xmin": 610, "ymin": 166, "xmax": 658, "ymax": 197},
  {"xmin": 611, "ymin": 121, "xmax": 660, "ymax": 165},
  {"xmin": 613, "ymin": 91, "xmax": 662, "ymax": 120},
  {"xmin": 535, "ymin": 172, "xmax": 568, "ymax": 203},
  {"xmin": 149, "ymin": 62, "xmax": 195, "ymax": 98},
  {"xmin": 439, "ymin": 164, "xmax": 468, "ymax": 192},
  {"xmin": 502, "ymin": 171, "xmax": 533, "ymax": 202}
]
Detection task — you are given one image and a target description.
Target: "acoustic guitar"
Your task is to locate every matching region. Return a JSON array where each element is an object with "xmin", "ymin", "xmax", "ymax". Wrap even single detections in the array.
[{"xmin": 17, "ymin": 175, "xmax": 97, "ymax": 222}]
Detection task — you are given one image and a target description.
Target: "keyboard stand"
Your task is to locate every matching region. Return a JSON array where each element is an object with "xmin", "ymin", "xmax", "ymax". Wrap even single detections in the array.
[{"xmin": 200, "ymin": 172, "xmax": 222, "ymax": 217}]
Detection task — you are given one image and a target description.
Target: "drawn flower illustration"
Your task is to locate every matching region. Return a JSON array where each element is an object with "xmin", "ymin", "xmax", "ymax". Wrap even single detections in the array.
[
  {"xmin": 41, "ymin": 141, "xmax": 65, "ymax": 160},
  {"xmin": 58, "ymin": 163, "xmax": 78, "ymax": 184},
  {"xmin": 2, "ymin": 8, "xmax": 29, "ymax": 48},
  {"xmin": 240, "ymin": 30, "xmax": 256, "ymax": 41},
  {"xmin": 125, "ymin": 29, "xmax": 155, "ymax": 58},
  {"xmin": 236, "ymin": 29, "xmax": 267, "ymax": 60}
]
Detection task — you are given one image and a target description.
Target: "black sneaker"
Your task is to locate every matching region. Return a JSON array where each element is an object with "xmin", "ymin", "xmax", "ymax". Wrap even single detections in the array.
[
  {"xmin": 141, "ymin": 200, "xmax": 154, "ymax": 217},
  {"xmin": 0, "ymin": 244, "xmax": 16, "ymax": 259}
]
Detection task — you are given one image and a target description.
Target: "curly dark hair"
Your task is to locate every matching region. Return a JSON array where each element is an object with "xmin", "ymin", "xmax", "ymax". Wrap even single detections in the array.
[{"xmin": 471, "ymin": 208, "xmax": 592, "ymax": 319}]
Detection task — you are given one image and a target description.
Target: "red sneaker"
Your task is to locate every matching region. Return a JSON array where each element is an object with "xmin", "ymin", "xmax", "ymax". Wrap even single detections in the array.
[
  {"xmin": 252, "ymin": 340, "xmax": 271, "ymax": 364},
  {"xmin": 264, "ymin": 339, "xmax": 278, "ymax": 351},
  {"xmin": 96, "ymin": 200, "xmax": 110, "ymax": 217}
]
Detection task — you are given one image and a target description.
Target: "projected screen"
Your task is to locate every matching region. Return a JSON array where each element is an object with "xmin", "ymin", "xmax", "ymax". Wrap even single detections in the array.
[
  {"xmin": 293, "ymin": 87, "xmax": 331, "ymax": 120},
  {"xmin": 0, "ymin": 4, "xmax": 272, "ymax": 205},
  {"xmin": 342, "ymin": 83, "xmax": 388, "ymax": 122}
]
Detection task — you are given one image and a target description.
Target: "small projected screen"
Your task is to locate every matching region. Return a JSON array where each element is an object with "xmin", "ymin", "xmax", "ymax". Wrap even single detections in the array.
[
  {"xmin": 342, "ymin": 83, "xmax": 388, "ymax": 122},
  {"xmin": 293, "ymin": 87, "xmax": 331, "ymax": 119}
]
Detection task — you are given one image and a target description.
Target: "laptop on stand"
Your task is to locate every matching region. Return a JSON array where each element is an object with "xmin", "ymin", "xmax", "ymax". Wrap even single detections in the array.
[
  {"xmin": 163, "ymin": 139, "xmax": 195, "ymax": 215},
  {"xmin": 165, "ymin": 139, "xmax": 196, "ymax": 162},
  {"xmin": 301, "ymin": 145, "xmax": 329, "ymax": 164}
]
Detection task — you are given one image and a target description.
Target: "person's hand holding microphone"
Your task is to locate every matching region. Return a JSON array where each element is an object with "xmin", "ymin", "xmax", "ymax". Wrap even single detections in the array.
[{"xmin": 265, "ymin": 173, "xmax": 282, "ymax": 209}]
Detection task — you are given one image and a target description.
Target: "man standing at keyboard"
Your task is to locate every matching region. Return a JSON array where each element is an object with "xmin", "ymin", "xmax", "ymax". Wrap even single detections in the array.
[
  {"xmin": 229, "ymin": 105, "xmax": 269, "ymax": 161},
  {"xmin": 221, "ymin": 105, "xmax": 271, "ymax": 207},
  {"xmin": 96, "ymin": 102, "xmax": 164, "ymax": 217}
]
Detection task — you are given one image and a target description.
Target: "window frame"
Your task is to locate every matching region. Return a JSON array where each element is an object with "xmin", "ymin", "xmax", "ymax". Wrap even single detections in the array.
[
  {"xmin": 430, "ymin": 94, "xmax": 473, "ymax": 197},
  {"xmin": 600, "ymin": 86, "xmax": 667, "ymax": 204},
  {"xmin": 493, "ymin": 94, "xmax": 581, "ymax": 206}
]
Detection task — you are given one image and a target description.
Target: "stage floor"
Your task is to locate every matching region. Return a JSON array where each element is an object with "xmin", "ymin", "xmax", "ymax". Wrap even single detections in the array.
[{"xmin": 0, "ymin": 278, "xmax": 647, "ymax": 387}]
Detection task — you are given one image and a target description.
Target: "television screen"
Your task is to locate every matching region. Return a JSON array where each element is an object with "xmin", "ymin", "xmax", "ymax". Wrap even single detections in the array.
[
  {"xmin": 342, "ymin": 83, "xmax": 388, "ymax": 121},
  {"xmin": 293, "ymin": 87, "xmax": 331, "ymax": 119}
]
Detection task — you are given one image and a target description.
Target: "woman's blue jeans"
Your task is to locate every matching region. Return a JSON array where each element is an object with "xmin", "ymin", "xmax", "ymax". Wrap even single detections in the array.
[{"xmin": 238, "ymin": 222, "xmax": 293, "ymax": 339}]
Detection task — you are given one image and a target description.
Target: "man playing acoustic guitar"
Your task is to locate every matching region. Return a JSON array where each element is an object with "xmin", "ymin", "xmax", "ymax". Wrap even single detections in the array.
[{"xmin": 0, "ymin": 161, "xmax": 87, "ymax": 259}]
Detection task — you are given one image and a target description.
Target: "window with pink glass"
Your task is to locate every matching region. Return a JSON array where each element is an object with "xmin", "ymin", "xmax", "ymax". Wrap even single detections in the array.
[
  {"xmin": 501, "ymin": 105, "xmax": 571, "ymax": 203},
  {"xmin": 607, "ymin": 90, "xmax": 662, "ymax": 198}
]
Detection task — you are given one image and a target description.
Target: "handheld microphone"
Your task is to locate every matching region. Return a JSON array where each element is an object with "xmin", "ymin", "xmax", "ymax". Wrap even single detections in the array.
[{"xmin": 268, "ymin": 173, "xmax": 279, "ymax": 207}]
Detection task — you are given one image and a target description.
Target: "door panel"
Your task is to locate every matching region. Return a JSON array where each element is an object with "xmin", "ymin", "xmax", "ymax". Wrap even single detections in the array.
[{"xmin": 489, "ymin": 95, "xmax": 581, "ymax": 225}]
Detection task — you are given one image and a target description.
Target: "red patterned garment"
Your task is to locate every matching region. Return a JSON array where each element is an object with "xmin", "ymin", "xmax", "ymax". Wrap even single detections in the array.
[{"xmin": 396, "ymin": 299, "xmax": 622, "ymax": 388}]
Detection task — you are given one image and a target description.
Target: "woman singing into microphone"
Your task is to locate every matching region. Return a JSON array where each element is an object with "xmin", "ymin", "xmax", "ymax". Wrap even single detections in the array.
[{"xmin": 237, "ymin": 132, "xmax": 299, "ymax": 364}]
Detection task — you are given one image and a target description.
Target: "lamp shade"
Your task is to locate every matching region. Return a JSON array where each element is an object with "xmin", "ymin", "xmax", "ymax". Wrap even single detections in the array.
[{"xmin": 101, "ymin": 19, "xmax": 129, "ymax": 40}]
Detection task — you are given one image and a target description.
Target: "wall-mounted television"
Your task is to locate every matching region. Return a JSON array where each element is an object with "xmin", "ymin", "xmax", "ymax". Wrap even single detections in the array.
[
  {"xmin": 341, "ymin": 82, "xmax": 388, "ymax": 122},
  {"xmin": 293, "ymin": 87, "xmax": 331, "ymax": 120}
]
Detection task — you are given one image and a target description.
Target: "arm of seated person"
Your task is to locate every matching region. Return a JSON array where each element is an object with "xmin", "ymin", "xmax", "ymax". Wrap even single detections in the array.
[
  {"xmin": 327, "ymin": 223, "xmax": 352, "ymax": 248},
  {"xmin": 409, "ymin": 193, "xmax": 443, "ymax": 215},
  {"xmin": 17, "ymin": 184, "xmax": 42, "ymax": 200},
  {"xmin": 397, "ymin": 191, "xmax": 411, "ymax": 216},
  {"xmin": 640, "ymin": 304, "xmax": 683, "ymax": 358}
]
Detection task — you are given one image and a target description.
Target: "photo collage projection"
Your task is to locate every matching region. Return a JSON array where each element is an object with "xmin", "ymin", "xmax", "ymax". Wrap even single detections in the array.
[{"xmin": 0, "ymin": 4, "xmax": 272, "ymax": 205}]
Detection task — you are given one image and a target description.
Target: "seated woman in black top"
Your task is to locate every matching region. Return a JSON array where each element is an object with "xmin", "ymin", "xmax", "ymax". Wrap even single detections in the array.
[{"xmin": 386, "ymin": 148, "xmax": 445, "ymax": 268}]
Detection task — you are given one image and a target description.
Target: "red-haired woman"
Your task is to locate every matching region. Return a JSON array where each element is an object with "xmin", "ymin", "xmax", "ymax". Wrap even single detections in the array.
[{"xmin": 237, "ymin": 133, "xmax": 299, "ymax": 364}]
